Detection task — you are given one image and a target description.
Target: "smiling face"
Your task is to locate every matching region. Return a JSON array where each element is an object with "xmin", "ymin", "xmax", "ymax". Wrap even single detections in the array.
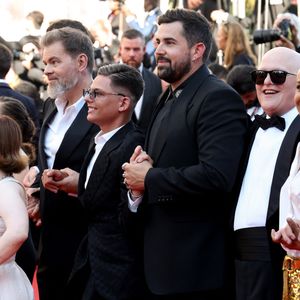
[
  {"xmin": 256, "ymin": 47, "xmax": 299, "ymax": 116},
  {"xmin": 85, "ymin": 75, "xmax": 127, "ymax": 132}
]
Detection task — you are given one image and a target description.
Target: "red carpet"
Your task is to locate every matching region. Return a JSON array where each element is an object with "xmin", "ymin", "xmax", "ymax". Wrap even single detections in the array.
[{"xmin": 33, "ymin": 268, "xmax": 39, "ymax": 300}]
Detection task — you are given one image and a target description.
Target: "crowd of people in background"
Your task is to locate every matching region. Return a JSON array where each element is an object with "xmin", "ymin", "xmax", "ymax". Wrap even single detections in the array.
[{"xmin": 2, "ymin": 0, "xmax": 300, "ymax": 299}]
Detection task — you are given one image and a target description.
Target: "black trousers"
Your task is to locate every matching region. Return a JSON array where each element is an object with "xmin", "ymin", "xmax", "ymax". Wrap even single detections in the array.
[{"xmin": 148, "ymin": 289, "xmax": 225, "ymax": 300}]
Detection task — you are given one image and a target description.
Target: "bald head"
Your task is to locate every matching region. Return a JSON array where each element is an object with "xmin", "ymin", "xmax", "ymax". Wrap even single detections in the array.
[
  {"xmin": 256, "ymin": 47, "xmax": 300, "ymax": 116},
  {"xmin": 260, "ymin": 47, "xmax": 300, "ymax": 73}
]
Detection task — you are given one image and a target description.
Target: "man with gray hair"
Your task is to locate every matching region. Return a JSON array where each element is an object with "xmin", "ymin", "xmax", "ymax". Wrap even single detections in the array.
[{"xmin": 24, "ymin": 26, "xmax": 98, "ymax": 300}]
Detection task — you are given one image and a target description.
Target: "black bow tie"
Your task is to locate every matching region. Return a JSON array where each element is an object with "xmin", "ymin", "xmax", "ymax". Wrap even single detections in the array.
[{"xmin": 254, "ymin": 114, "xmax": 286, "ymax": 131}]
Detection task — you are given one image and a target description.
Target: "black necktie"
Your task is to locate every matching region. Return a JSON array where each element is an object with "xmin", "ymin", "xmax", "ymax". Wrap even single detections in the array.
[{"xmin": 254, "ymin": 114, "xmax": 286, "ymax": 131}]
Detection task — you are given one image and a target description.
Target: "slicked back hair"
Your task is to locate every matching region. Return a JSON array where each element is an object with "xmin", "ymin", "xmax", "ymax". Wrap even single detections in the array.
[{"xmin": 97, "ymin": 64, "xmax": 144, "ymax": 106}]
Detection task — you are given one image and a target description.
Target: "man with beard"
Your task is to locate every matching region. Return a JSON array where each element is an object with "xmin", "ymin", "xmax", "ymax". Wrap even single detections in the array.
[
  {"xmin": 119, "ymin": 29, "xmax": 162, "ymax": 132},
  {"xmin": 25, "ymin": 27, "xmax": 98, "ymax": 300},
  {"xmin": 122, "ymin": 8, "xmax": 248, "ymax": 300}
]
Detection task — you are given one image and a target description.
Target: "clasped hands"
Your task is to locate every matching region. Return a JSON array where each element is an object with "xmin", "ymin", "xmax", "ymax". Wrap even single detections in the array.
[
  {"xmin": 122, "ymin": 145, "xmax": 153, "ymax": 197},
  {"xmin": 41, "ymin": 168, "xmax": 79, "ymax": 196}
]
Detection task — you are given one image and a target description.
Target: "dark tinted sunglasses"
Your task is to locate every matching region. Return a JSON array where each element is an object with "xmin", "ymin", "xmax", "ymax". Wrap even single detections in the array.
[{"xmin": 251, "ymin": 70, "xmax": 296, "ymax": 85}]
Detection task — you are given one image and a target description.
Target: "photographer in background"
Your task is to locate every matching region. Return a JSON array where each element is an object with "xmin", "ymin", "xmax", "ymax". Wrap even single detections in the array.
[{"xmin": 273, "ymin": 12, "xmax": 300, "ymax": 52}]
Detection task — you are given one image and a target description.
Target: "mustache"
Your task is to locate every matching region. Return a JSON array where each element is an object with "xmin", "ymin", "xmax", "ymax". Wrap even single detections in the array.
[{"xmin": 156, "ymin": 56, "xmax": 171, "ymax": 63}]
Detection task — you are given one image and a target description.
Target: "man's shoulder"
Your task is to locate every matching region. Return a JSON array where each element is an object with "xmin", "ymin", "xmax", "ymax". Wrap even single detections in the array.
[{"xmin": 0, "ymin": 85, "xmax": 34, "ymax": 103}]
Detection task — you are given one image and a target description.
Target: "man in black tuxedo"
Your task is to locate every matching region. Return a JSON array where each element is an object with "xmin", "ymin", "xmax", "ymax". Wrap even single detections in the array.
[
  {"xmin": 119, "ymin": 29, "xmax": 162, "ymax": 132},
  {"xmin": 233, "ymin": 47, "xmax": 300, "ymax": 300},
  {"xmin": 0, "ymin": 43, "xmax": 39, "ymax": 129},
  {"xmin": 43, "ymin": 64, "xmax": 148, "ymax": 300},
  {"xmin": 122, "ymin": 8, "xmax": 248, "ymax": 299},
  {"xmin": 24, "ymin": 27, "xmax": 98, "ymax": 300}
]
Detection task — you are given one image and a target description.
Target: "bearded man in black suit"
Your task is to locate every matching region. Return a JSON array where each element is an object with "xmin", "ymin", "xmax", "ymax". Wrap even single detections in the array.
[{"xmin": 123, "ymin": 8, "xmax": 248, "ymax": 300}]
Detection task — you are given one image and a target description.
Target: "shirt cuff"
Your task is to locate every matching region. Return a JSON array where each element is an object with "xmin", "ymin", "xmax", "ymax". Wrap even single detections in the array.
[{"xmin": 127, "ymin": 191, "xmax": 143, "ymax": 213}]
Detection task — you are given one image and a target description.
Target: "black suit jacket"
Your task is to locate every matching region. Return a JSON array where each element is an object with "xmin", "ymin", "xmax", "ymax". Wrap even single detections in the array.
[
  {"xmin": 36, "ymin": 98, "xmax": 98, "ymax": 299},
  {"xmin": 69, "ymin": 122, "xmax": 147, "ymax": 300},
  {"xmin": 0, "ymin": 82, "xmax": 39, "ymax": 127},
  {"xmin": 132, "ymin": 68, "xmax": 162, "ymax": 132},
  {"xmin": 141, "ymin": 65, "xmax": 248, "ymax": 295}
]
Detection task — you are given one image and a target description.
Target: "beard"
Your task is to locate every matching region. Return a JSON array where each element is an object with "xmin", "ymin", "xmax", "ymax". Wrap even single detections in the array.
[
  {"xmin": 47, "ymin": 76, "xmax": 78, "ymax": 99},
  {"xmin": 156, "ymin": 56, "xmax": 192, "ymax": 84},
  {"xmin": 123, "ymin": 59, "xmax": 141, "ymax": 69}
]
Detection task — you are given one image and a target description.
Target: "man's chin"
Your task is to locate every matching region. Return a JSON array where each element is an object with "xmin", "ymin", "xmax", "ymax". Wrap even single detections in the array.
[{"xmin": 47, "ymin": 88, "xmax": 64, "ymax": 99}]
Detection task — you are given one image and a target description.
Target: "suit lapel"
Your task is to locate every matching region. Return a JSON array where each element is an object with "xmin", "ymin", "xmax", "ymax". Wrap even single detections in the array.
[
  {"xmin": 145, "ymin": 65, "xmax": 211, "ymax": 161},
  {"xmin": 267, "ymin": 115, "xmax": 300, "ymax": 219},
  {"xmin": 53, "ymin": 104, "xmax": 94, "ymax": 167},
  {"xmin": 81, "ymin": 122, "xmax": 134, "ymax": 202},
  {"xmin": 39, "ymin": 99, "xmax": 57, "ymax": 170},
  {"xmin": 144, "ymin": 88, "xmax": 169, "ymax": 158},
  {"xmin": 78, "ymin": 141, "xmax": 96, "ymax": 197}
]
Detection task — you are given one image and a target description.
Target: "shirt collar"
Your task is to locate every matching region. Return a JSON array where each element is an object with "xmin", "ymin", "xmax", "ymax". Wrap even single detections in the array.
[
  {"xmin": 280, "ymin": 106, "xmax": 299, "ymax": 130},
  {"xmin": 94, "ymin": 125, "xmax": 125, "ymax": 145},
  {"xmin": 55, "ymin": 96, "xmax": 85, "ymax": 114}
]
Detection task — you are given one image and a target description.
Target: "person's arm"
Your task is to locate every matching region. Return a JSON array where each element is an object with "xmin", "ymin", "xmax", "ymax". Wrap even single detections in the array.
[{"xmin": 0, "ymin": 181, "xmax": 29, "ymax": 264}]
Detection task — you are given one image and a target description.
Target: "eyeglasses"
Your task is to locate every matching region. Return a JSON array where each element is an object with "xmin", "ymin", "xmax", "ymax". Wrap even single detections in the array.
[
  {"xmin": 83, "ymin": 89, "xmax": 126, "ymax": 100},
  {"xmin": 251, "ymin": 70, "xmax": 296, "ymax": 85}
]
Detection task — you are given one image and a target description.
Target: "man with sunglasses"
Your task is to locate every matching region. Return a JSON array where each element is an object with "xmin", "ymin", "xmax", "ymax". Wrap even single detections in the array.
[{"xmin": 233, "ymin": 46, "xmax": 300, "ymax": 300}]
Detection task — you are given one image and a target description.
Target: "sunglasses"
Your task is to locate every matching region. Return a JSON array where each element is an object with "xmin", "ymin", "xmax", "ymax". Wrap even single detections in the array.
[{"xmin": 251, "ymin": 70, "xmax": 296, "ymax": 85}]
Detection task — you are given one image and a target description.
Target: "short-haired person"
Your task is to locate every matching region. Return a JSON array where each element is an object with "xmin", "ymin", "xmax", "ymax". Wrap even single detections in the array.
[
  {"xmin": 42, "ymin": 64, "xmax": 148, "ymax": 299},
  {"xmin": 122, "ymin": 8, "xmax": 248, "ymax": 299},
  {"xmin": 226, "ymin": 64, "xmax": 263, "ymax": 120},
  {"xmin": 23, "ymin": 26, "xmax": 98, "ymax": 300},
  {"xmin": 233, "ymin": 47, "xmax": 300, "ymax": 300},
  {"xmin": 0, "ymin": 115, "xmax": 34, "ymax": 299},
  {"xmin": 119, "ymin": 29, "xmax": 162, "ymax": 132}
]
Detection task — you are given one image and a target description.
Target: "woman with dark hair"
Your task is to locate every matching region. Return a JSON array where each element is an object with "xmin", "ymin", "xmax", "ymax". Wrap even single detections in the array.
[{"xmin": 0, "ymin": 115, "xmax": 34, "ymax": 299}]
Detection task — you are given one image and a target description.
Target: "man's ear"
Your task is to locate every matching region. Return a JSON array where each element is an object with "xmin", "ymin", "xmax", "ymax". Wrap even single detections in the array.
[
  {"xmin": 192, "ymin": 42, "xmax": 206, "ymax": 62},
  {"xmin": 119, "ymin": 96, "xmax": 131, "ymax": 112},
  {"xmin": 77, "ymin": 53, "xmax": 89, "ymax": 71}
]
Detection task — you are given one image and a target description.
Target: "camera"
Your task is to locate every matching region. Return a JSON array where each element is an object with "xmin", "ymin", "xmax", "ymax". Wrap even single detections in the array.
[{"xmin": 253, "ymin": 19, "xmax": 292, "ymax": 44}]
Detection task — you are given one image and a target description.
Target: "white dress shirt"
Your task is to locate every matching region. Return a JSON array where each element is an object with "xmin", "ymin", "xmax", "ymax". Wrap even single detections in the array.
[
  {"xmin": 234, "ymin": 107, "xmax": 299, "ymax": 230},
  {"xmin": 84, "ymin": 126, "xmax": 124, "ymax": 189},
  {"xmin": 44, "ymin": 97, "xmax": 85, "ymax": 169}
]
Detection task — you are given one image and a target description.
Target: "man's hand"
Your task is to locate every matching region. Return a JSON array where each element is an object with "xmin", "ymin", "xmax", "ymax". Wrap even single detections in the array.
[
  {"xmin": 122, "ymin": 146, "xmax": 153, "ymax": 194},
  {"xmin": 41, "ymin": 169, "xmax": 68, "ymax": 193},
  {"xmin": 271, "ymin": 218, "xmax": 300, "ymax": 250},
  {"xmin": 41, "ymin": 168, "xmax": 78, "ymax": 196}
]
